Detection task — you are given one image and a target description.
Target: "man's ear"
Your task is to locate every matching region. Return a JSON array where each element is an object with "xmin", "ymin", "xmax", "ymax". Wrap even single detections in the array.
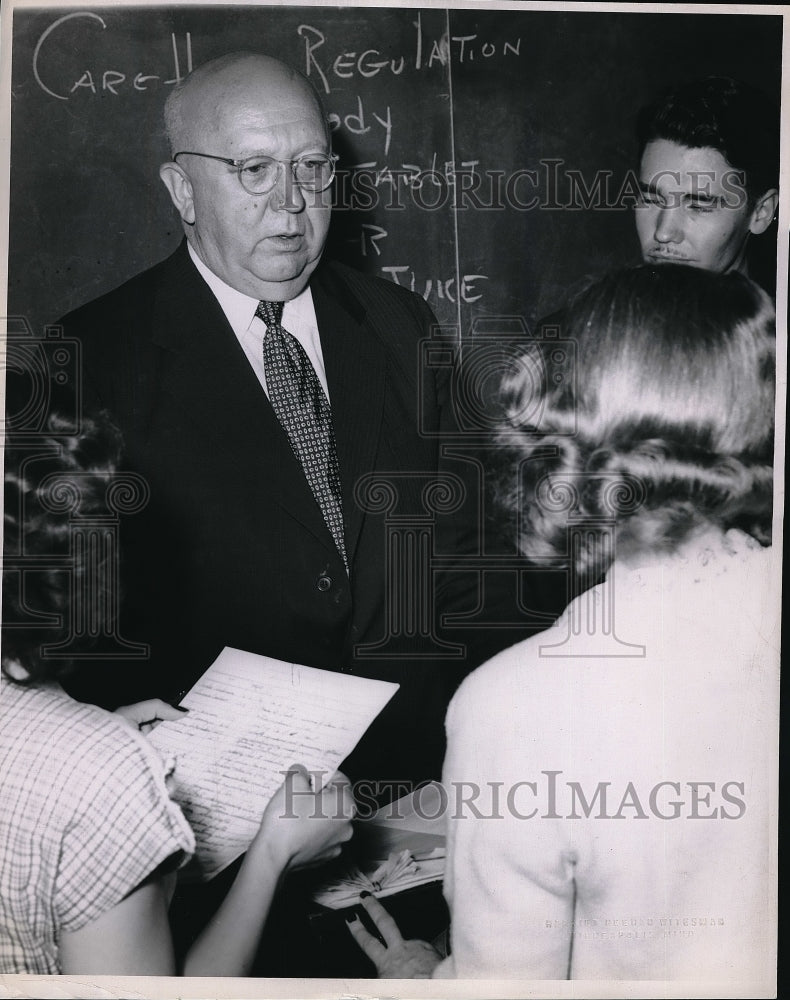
[
  {"xmin": 159, "ymin": 162, "xmax": 196, "ymax": 226},
  {"xmin": 749, "ymin": 188, "xmax": 779, "ymax": 235}
]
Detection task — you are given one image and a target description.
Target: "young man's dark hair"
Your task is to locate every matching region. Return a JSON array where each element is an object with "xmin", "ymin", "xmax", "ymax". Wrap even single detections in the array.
[{"xmin": 636, "ymin": 76, "xmax": 779, "ymax": 205}]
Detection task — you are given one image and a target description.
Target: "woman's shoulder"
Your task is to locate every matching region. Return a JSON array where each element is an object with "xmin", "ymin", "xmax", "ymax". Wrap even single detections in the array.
[
  {"xmin": 1, "ymin": 684, "xmax": 171, "ymax": 799},
  {"xmin": 1, "ymin": 683, "xmax": 194, "ymax": 871},
  {"xmin": 447, "ymin": 530, "xmax": 775, "ymax": 729},
  {"xmin": 609, "ymin": 529, "xmax": 775, "ymax": 627},
  {"xmin": 446, "ymin": 635, "xmax": 544, "ymax": 732},
  {"xmin": 3, "ymin": 682, "xmax": 136, "ymax": 744}
]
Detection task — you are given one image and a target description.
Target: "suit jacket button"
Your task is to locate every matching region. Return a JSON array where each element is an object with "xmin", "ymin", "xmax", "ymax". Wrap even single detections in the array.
[{"xmin": 317, "ymin": 574, "xmax": 332, "ymax": 592}]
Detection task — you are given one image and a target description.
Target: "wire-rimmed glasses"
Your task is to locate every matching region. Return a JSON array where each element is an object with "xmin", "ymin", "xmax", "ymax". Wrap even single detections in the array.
[{"xmin": 173, "ymin": 151, "xmax": 338, "ymax": 196}]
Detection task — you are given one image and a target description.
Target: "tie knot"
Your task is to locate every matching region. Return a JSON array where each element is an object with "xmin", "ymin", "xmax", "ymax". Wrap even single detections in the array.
[{"xmin": 256, "ymin": 300, "xmax": 284, "ymax": 328}]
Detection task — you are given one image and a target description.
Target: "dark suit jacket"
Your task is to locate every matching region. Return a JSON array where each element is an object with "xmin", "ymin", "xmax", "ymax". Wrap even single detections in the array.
[{"xmin": 58, "ymin": 242, "xmax": 476, "ymax": 786}]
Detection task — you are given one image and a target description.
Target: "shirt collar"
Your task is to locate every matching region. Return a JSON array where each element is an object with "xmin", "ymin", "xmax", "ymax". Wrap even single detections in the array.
[{"xmin": 186, "ymin": 242, "xmax": 314, "ymax": 334}]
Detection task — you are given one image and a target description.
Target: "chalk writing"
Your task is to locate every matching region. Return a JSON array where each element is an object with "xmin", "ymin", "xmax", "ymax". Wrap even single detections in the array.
[
  {"xmin": 33, "ymin": 12, "xmax": 193, "ymax": 100},
  {"xmin": 327, "ymin": 96, "xmax": 392, "ymax": 156},
  {"xmin": 300, "ymin": 15, "xmax": 522, "ymax": 94},
  {"xmin": 381, "ymin": 268, "xmax": 489, "ymax": 304},
  {"xmin": 357, "ymin": 224, "xmax": 389, "ymax": 257}
]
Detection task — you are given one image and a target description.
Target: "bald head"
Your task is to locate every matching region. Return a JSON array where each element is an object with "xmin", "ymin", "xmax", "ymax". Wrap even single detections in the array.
[{"xmin": 164, "ymin": 52, "xmax": 328, "ymax": 155}]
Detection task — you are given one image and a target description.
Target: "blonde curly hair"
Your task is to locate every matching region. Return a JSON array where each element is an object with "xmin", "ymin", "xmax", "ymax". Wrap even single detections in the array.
[{"xmin": 494, "ymin": 265, "xmax": 775, "ymax": 582}]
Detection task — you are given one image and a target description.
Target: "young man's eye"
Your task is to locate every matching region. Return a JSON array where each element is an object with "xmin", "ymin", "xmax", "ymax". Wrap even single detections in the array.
[
  {"xmin": 638, "ymin": 191, "xmax": 661, "ymax": 207},
  {"xmin": 687, "ymin": 201, "xmax": 716, "ymax": 214}
]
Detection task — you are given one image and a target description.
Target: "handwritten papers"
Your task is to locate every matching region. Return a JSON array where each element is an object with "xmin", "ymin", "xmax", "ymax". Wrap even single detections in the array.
[
  {"xmin": 148, "ymin": 647, "xmax": 398, "ymax": 879},
  {"xmin": 314, "ymin": 782, "xmax": 447, "ymax": 909}
]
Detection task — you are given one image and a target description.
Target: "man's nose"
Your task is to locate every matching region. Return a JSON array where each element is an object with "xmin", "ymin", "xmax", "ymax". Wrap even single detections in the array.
[
  {"xmin": 653, "ymin": 205, "xmax": 682, "ymax": 244},
  {"xmin": 271, "ymin": 162, "xmax": 306, "ymax": 213}
]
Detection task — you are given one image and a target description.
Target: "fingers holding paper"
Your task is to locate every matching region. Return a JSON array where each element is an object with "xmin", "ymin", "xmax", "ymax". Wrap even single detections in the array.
[
  {"xmin": 256, "ymin": 765, "xmax": 356, "ymax": 872},
  {"xmin": 114, "ymin": 698, "xmax": 188, "ymax": 733}
]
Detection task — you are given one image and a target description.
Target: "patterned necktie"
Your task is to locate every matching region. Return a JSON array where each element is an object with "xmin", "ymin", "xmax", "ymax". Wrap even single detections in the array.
[{"xmin": 256, "ymin": 300, "xmax": 347, "ymax": 570}]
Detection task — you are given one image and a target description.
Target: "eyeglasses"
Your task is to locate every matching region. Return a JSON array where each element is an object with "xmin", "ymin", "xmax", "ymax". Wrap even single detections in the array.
[{"xmin": 173, "ymin": 151, "xmax": 338, "ymax": 196}]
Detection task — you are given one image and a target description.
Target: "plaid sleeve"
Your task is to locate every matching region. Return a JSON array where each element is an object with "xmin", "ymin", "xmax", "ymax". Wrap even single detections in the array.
[{"xmin": 55, "ymin": 717, "xmax": 195, "ymax": 933}]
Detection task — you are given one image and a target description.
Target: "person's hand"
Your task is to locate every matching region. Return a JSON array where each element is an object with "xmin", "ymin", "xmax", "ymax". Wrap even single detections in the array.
[
  {"xmin": 346, "ymin": 892, "xmax": 442, "ymax": 978},
  {"xmin": 252, "ymin": 765, "xmax": 355, "ymax": 873},
  {"xmin": 114, "ymin": 699, "xmax": 188, "ymax": 733}
]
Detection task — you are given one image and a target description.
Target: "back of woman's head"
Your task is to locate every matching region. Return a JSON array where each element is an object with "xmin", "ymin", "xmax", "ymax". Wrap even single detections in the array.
[
  {"xmin": 496, "ymin": 265, "xmax": 775, "ymax": 579},
  {"xmin": 2, "ymin": 413, "xmax": 122, "ymax": 683}
]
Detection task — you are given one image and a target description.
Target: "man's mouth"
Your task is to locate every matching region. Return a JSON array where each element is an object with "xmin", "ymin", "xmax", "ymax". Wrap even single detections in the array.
[
  {"xmin": 645, "ymin": 249, "xmax": 691, "ymax": 263},
  {"xmin": 266, "ymin": 233, "xmax": 304, "ymax": 248}
]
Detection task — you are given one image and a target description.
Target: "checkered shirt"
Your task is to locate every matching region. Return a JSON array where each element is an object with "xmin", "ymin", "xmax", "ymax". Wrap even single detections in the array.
[{"xmin": 0, "ymin": 682, "xmax": 195, "ymax": 973}]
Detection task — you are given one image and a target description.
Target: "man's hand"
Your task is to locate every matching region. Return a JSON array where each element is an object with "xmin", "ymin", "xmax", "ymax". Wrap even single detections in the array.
[
  {"xmin": 114, "ymin": 699, "xmax": 187, "ymax": 734},
  {"xmin": 346, "ymin": 893, "xmax": 442, "ymax": 978}
]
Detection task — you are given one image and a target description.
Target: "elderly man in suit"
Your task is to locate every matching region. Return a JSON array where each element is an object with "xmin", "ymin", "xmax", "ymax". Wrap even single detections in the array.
[{"xmin": 56, "ymin": 51, "xmax": 496, "ymax": 790}]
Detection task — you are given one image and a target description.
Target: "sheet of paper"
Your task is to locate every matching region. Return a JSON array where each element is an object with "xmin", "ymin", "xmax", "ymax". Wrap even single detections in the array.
[
  {"xmin": 368, "ymin": 780, "xmax": 447, "ymax": 834},
  {"xmin": 148, "ymin": 647, "xmax": 399, "ymax": 879},
  {"xmin": 356, "ymin": 781, "xmax": 447, "ymax": 859},
  {"xmin": 361, "ymin": 824, "xmax": 446, "ymax": 861}
]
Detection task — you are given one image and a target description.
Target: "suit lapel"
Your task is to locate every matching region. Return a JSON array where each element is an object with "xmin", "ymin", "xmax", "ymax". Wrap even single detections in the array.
[
  {"xmin": 312, "ymin": 264, "xmax": 386, "ymax": 568},
  {"xmin": 148, "ymin": 244, "xmax": 337, "ymax": 555}
]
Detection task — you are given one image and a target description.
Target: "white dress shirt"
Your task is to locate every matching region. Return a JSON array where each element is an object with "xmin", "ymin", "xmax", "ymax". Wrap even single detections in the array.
[{"xmin": 187, "ymin": 243, "xmax": 330, "ymax": 399}]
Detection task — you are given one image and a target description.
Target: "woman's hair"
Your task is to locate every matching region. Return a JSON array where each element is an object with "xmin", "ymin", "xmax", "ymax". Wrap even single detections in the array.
[
  {"xmin": 494, "ymin": 265, "xmax": 775, "ymax": 581},
  {"xmin": 2, "ymin": 413, "xmax": 122, "ymax": 683}
]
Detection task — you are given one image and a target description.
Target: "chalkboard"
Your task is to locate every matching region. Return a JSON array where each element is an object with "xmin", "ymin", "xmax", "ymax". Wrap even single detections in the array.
[{"xmin": 6, "ymin": 5, "xmax": 783, "ymax": 340}]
